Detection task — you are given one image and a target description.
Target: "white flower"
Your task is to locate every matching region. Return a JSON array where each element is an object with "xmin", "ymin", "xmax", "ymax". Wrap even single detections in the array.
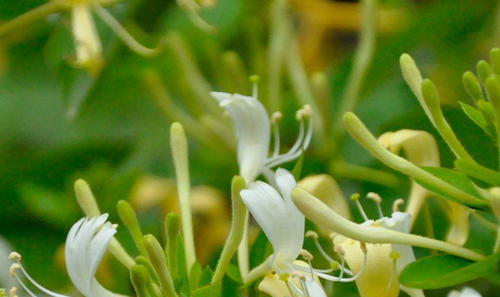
[
  {"xmin": 448, "ymin": 287, "xmax": 482, "ymax": 297},
  {"xmin": 9, "ymin": 214, "xmax": 124, "ymax": 297},
  {"xmin": 240, "ymin": 168, "xmax": 324, "ymax": 297},
  {"xmin": 210, "ymin": 90, "xmax": 312, "ymax": 183}
]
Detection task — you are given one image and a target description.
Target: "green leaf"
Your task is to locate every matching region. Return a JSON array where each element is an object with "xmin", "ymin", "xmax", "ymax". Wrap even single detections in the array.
[
  {"xmin": 249, "ymin": 230, "xmax": 271, "ymax": 269},
  {"xmin": 456, "ymin": 159, "xmax": 500, "ymax": 187},
  {"xmin": 400, "ymin": 253, "xmax": 500, "ymax": 289},
  {"xmin": 190, "ymin": 281, "xmax": 222, "ymax": 297},
  {"xmin": 225, "ymin": 263, "xmax": 242, "ymax": 284},
  {"xmin": 459, "ymin": 102, "xmax": 496, "ymax": 139},
  {"xmin": 189, "ymin": 262, "xmax": 203, "ymax": 293},
  {"xmin": 415, "ymin": 166, "xmax": 486, "ymax": 209},
  {"xmin": 198, "ymin": 267, "xmax": 214, "ymax": 288}
]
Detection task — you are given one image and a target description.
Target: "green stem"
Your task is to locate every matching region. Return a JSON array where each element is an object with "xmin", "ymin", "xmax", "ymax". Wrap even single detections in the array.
[
  {"xmin": 245, "ymin": 258, "xmax": 272, "ymax": 284},
  {"xmin": 0, "ymin": 2, "xmax": 63, "ymax": 38},
  {"xmin": 212, "ymin": 176, "xmax": 247, "ymax": 283},
  {"xmin": 237, "ymin": 212, "xmax": 250, "ymax": 282},
  {"xmin": 333, "ymin": 0, "xmax": 377, "ymax": 133},
  {"xmin": 170, "ymin": 123, "xmax": 197, "ymax": 271}
]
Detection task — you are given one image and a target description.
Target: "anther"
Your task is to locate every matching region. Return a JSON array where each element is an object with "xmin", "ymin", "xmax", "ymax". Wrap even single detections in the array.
[
  {"xmin": 291, "ymin": 271, "xmax": 306, "ymax": 281},
  {"xmin": 271, "ymin": 112, "xmax": 283, "ymax": 123},
  {"xmin": 334, "ymin": 245, "xmax": 345, "ymax": 256},
  {"xmin": 249, "ymin": 75, "xmax": 260, "ymax": 84},
  {"xmin": 279, "ymin": 272, "xmax": 290, "ymax": 281},
  {"xmin": 351, "ymin": 193, "xmax": 369, "ymax": 221},
  {"xmin": 112, "ymin": 223, "xmax": 119, "ymax": 229},
  {"xmin": 8, "ymin": 252, "xmax": 21, "ymax": 261},
  {"xmin": 9, "ymin": 264, "xmax": 19, "ymax": 278},
  {"xmin": 305, "ymin": 231, "xmax": 319, "ymax": 239},
  {"xmin": 328, "ymin": 232, "xmax": 338, "ymax": 240},
  {"xmin": 367, "ymin": 192, "xmax": 384, "ymax": 218},
  {"xmin": 8, "ymin": 287, "xmax": 16, "ymax": 297},
  {"xmin": 392, "ymin": 198, "xmax": 405, "ymax": 212},
  {"xmin": 360, "ymin": 242, "xmax": 368, "ymax": 254},
  {"xmin": 300, "ymin": 249, "xmax": 314, "ymax": 261},
  {"xmin": 390, "ymin": 251, "xmax": 401, "ymax": 260}
]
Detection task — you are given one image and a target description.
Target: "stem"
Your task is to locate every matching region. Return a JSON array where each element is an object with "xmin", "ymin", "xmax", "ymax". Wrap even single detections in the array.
[
  {"xmin": 237, "ymin": 212, "xmax": 250, "ymax": 282},
  {"xmin": 212, "ymin": 176, "xmax": 247, "ymax": 283},
  {"xmin": 170, "ymin": 123, "xmax": 197, "ymax": 271},
  {"xmin": 333, "ymin": 0, "xmax": 377, "ymax": 132},
  {"xmin": 245, "ymin": 258, "xmax": 272, "ymax": 284},
  {"xmin": 292, "ymin": 188, "xmax": 485, "ymax": 262},
  {"xmin": 0, "ymin": 2, "xmax": 62, "ymax": 38},
  {"xmin": 286, "ymin": 36, "xmax": 325, "ymax": 140},
  {"xmin": 267, "ymin": 0, "xmax": 289, "ymax": 112}
]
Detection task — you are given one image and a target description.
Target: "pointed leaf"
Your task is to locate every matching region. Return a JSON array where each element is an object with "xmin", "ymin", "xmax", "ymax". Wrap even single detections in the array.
[
  {"xmin": 415, "ymin": 166, "xmax": 486, "ymax": 209},
  {"xmin": 190, "ymin": 281, "xmax": 222, "ymax": 297},
  {"xmin": 456, "ymin": 159, "xmax": 500, "ymax": 187},
  {"xmin": 459, "ymin": 102, "xmax": 496, "ymax": 139},
  {"xmin": 400, "ymin": 253, "xmax": 500, "ymax": 289},
  {"xmin": 189, "ymin": 262, "xmax": 203, "ymax": 292}
]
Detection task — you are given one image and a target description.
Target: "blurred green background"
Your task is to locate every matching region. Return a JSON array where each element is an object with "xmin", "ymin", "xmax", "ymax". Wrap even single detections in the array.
[{"xmin": 1, "ymin": 0, "xmax": 500, "ymax": 296}]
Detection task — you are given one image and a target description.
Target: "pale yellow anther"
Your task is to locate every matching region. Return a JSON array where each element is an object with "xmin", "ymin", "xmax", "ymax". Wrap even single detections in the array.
[
  {"xmin": 305, "ymin": 230, "xmax": 319, "ymax": 239},
  {"xmin": 392, "ymin": 199, "xmax": 404, "ymax": 212},
  {"xmin": 8, "ymin": 252, "xmax": 21, "ymax": 261},
  {"xmin": 360, "ymin": 242, "xmax": 368, "ymax": 254},
  {"xmin": 334, "ymin": 245, "xmax": 346, "ymax": 256},
  {"xmin": 366, "ymin": 192, "xmax": 382, "ymax": 204},
  {"xmin": 271, "ymin": 112, "xmax": 283, "ymax": 123},
  {"xmin": 299, "ymin": 249, "xmax": 314, "ymax": 261},
  {"xmin": 302, "ymin": 104, "xmax": 313, "ymax": 116},
  {"xmin": 291, "ymin": 271, "xmax": 306, "ymax": 281},
  {"xmin": 8, "ymin": 287, "xmax": 17, "ymax": 297},
  {"xmin": 112, "ymin": 223, "xmax": 119, "ymax": 229},
  {"xmin": 9, "ymin": 264, "xmax": 19, "ymax": 278}
]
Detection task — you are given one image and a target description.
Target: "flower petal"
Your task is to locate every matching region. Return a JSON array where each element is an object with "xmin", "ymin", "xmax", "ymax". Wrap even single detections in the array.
[{"xmin": 211, "ymin": 92, "xmax": 271, "ymax": 182}]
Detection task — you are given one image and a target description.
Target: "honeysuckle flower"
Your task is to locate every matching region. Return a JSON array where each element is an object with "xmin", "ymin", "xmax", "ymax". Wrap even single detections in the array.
[
  {"xmin": 379, "ymin": 129, "xmax": 470, "ymax": 246},
  {"xmin": 9, "ymin": 214, "xmax": 125, "ymax": 297},
  {"xmin": 448, "ymin": 287, "xmax": 482, "ymax": 297},
  {"xmin": 210, "ymin": 87, "xmax": 312, "ymax": 183},
  {"xmin": 1, "ymin": 0, "xmax": 162, "ymax": 75},
  {"xmin": 241, "ymin": 169, "xmax": 363, "ymax": 297}
]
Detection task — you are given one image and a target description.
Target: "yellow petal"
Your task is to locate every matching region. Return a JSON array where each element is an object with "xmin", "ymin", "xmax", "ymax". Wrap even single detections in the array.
[
  {"xmin": 334, "ymin": 235, "xmax": 399, "ymax": 297},
  {"xmin": 258, "ymin": 274, "xmax": 291, "ymax": 297},
  {"xmin": 298, "ymin": 174, "xmax": 350, "ymax": 235}
]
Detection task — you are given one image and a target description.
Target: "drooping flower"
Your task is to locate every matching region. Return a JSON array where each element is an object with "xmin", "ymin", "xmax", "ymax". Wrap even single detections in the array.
[
  {"xmin": 330, "ymin": 194, "xmax": 424, "ymax": 297},
  {"xmin": 9, "ymin": 214, "xmax": 125, "ymax": 297},
  {"xmin": 240, "ymin": 169, "xmax": 361, "ymax": 297},
  {"xmin": 210, "ymin": 88, "xmax": 312, "ymax": 183},
  {"xmin": 448, "ymin": 287, "xmax": 482, "ymax": 297}
]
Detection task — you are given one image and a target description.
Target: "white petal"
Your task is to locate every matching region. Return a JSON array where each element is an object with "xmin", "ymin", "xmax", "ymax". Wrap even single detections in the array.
[
  {"xmin": 210, "ymin": 92, "xmax": 271, "ymax": 182},
  {"xmin": 65, "ymin": 214, "xmax": 123, "ymax": 297},
  {"xmin": 241, "ymin": 176, "xmax": 304, "ymax": 264},
  {"xmin": 448, "ymin": 287, "xmax": 482, "ymax": 297}
]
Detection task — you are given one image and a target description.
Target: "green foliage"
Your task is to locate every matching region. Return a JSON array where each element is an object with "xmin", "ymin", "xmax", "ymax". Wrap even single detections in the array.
[{"xmin": 400, "ymin": 253, "xmax": 500, "ymax": 289}]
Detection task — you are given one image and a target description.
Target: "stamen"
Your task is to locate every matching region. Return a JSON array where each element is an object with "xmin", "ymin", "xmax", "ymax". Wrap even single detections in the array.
[
  {"xmin": 8, "ymin": 287, "xmax": 16, "ymax": 297},
  {"xmin": 9, "ymin": 252, "xmax": 21, "ymax": 261},
  {"xmin": 292, "ymin": 272, "xmax": 310, "ymax": 297},
  {"xmin": 12, "ymin": 259, "xmax": 69, "ymax": 297},
  {"xmin": 10, "ymin": 264, "xmax": 19, "ymax": 278},
  {"xmin": 386, "ymin": 251, "xmax": 400, "ymax": 293},
  {"xmin": 264, "ymin": 104, "xmax": 313, "ymax": 169},
  {"xmin": 271, "ymin": 112, "xmax": 282, "ymax": 158},
  {"xmin": 392, "ymin": 198, "xmax": 405, "ymax": 212},
  {"xmin": 351, "ymin": 193, "xmax": 369, "ymax": 221},
  {"xmin": 367, "ymin": 192, "xmax": 384, "ymax": 219},
  {"xmin": 92, "ymin": 1, "xmax": 163, "ymax": 57},
  {"xmin": 299, "ymin": 250, "xmax": 315, "ymax": 281},
  {"xmin": 250, "ymin": 75, "xmax": 260, "ymax": 98}
]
